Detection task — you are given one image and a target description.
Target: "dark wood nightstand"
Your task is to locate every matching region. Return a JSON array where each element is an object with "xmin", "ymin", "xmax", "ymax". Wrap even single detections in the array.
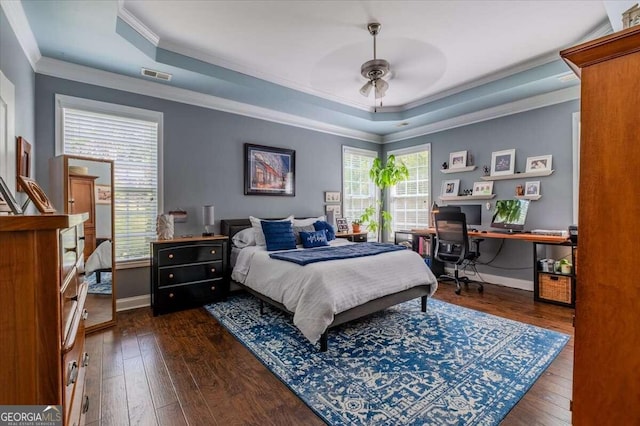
[
  {"xmin": 335, "ymin": 232, "xmax": 368, "ymax": 242},
  {"xmin": 150, "ymin": 236, "xmax": 228, "ymax": 316}
]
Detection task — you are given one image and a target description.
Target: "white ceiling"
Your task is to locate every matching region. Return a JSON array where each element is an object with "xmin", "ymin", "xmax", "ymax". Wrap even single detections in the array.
[{"xmin": 123, "ymin": 0, "xmax": 608, "ymax": 110}]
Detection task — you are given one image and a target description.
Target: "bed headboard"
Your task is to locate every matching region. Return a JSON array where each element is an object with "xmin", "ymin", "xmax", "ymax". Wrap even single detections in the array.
[{"xmin": 220, "ymin": 219, "xmax": 252, "ymax": 240}]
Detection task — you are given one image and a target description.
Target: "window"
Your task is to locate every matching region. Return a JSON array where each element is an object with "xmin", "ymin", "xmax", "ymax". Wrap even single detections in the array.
[
  {"xmin": 342, "ymin": 146, "xmax": 379, "ymax": 240},
  {"xmin": 388, "ymin": 144, "xmax": 431, "ymax": 240},
  {"xmin": 57, "ymin": 95, "xmax": 162, "ymax": 263}
]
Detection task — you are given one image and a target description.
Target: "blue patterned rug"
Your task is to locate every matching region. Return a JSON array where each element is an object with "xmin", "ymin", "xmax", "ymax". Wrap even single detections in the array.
[
  {"xmin": 206, "ymin": 294, "xmax": 569, "ymax": 425},
  {"xmin": 85, "ymin": 272, "xmax": 112, "ymax": 295}
]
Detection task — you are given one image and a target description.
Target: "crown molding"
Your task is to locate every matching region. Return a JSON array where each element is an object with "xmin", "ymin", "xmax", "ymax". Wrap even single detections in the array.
[
  {"xmin": 382, "ymin": 85, "xmax": 580, "ymax": 144},
  {"xmin": 0, "ymin": 0, "xmax": 41, "ymax": 70},
  {"xmin": 36, "ymin": 57, "xmax": 382, "ymax": 143},
  {"xmin": 117, "ymin": 4, "xmax": 160, "ymax": 46}
]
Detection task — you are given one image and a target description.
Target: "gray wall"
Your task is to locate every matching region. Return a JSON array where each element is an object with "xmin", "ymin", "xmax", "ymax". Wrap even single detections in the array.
[
  {"xmin": 35, "ymin": 74, "xmax": 380, "ymax": 298},
  {"xmin": 384, "ymin": 100, "xmax": 579, "ymax": 281},
  {"xmin": 0, "ymin": 8, "xmax": 36, "ymax": 205}
]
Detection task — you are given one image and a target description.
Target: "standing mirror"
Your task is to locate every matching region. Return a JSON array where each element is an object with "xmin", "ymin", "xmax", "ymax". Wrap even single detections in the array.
[{"xmin": 50, "ymin": 154, "xmax": 115, "ymax": 332}]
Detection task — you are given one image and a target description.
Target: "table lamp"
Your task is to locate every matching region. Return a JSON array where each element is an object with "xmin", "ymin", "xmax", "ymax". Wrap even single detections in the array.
[
  {"xmin": 430, "ymin": 201, "xmax": 439, "ymax": 228},
  {"xmin": 202, "ymin": 205, "xmax": 215, "ymax": 236}
]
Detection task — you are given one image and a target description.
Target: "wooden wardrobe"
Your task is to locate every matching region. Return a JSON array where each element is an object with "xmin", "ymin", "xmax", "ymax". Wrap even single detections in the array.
[
  {"xmin": 69, "ymin": 173, "xmax": 97, "ymax": 259},
  {"xmin": 560, "ymin": 26, "xmax": 640, "ymax": 424}
]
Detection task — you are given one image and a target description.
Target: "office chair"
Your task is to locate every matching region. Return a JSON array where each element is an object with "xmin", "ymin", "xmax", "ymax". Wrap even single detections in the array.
[{"xmin": 434, "ymin": 211, "xmax": 484, "ymax": 295}]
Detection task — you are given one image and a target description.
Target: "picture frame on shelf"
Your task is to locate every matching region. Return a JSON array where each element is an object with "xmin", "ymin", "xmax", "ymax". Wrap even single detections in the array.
[
  {"xmin": 325, "ymin": 204, "xmax": 342, "ymax": 218},
  {"xmin": 525, "ymin": 181, "xmax": 540, "ymax": 196},
  {"xmin": 16, "ymin": 136, "xmax": 32, "ymax": 192},
  {"xmin": 441, "ymin": 179, "xmax": 460, "ymax": 196},
  {"xmin": 472, "ymin": 181, "xmax": 493, "ymax": 196},
  {"xmin": 0, "ymin": 176, "xmax": 23, "ymax": 214},
  {"xmin": 244, "ymin": 143, "xmax": 295, "ymax": 196},
  {"xmin": 449, "ymin": 150, "xmax": 467, "ymax": 169},
  {"xmin": 490, "ymin": 149, "xmax": 516, "ymax": 176},
  {"xmin": 525, "ymin": 155, "xmax": 552, "ymax": 173},
  {"xmin": 335, "ymin": 217, "xmax": 349, "ymax": 233},
  {"xmin": 324, "ymin": 191, "xmax": 341, "ymax": 203},
  {"xmin": 17, "ymin": 175, "xmax": 56, "ymax": 214}
]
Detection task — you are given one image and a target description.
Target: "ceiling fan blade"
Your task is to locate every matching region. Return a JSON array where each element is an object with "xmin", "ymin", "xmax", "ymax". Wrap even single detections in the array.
[{"xmin": 359, "ymin": 81, "xmax": 373, "ymax": 97}]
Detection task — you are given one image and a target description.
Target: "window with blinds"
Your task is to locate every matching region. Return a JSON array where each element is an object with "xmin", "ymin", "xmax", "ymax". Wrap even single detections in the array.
[
  {"xmin": 60, "ymin": 105, "xmax": 161, "ymax": 262},
  {"xmin": 342, "ymin": 146, "xmax": 379, "ymax": 240},
  {"xmin": 388, "ymin": 144, "xmax": 431, "ymax": 240}
]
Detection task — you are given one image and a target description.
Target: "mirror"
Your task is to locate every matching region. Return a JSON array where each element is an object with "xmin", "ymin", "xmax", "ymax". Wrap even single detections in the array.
[{"xmin": 50, "ymin": 155, "xmax": 115, "ymax": 332}]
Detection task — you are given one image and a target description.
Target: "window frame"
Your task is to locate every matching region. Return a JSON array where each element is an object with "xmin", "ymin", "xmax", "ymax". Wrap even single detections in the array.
[{"xmin": 342, "ymin": 145, "xmax": 380, "ymax": 241}]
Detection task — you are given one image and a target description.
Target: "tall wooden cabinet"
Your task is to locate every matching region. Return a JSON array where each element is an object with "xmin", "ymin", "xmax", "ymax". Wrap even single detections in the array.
[
  {"xmin": 0, "ymin": 214, "xmax": 90, "ymax": 425},
  {"xmin": 560, "ymin": 26, "xmax": 640, "ymax": 423},
  {"xmin": 69, "ymin": 173, "xmax": 97, "ymax": 259}
]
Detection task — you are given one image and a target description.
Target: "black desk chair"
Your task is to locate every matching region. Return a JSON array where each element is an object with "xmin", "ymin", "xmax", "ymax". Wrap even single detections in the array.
[{"xmin": 434, "ymin": 211, "xmax": 484, "ymax": 295}]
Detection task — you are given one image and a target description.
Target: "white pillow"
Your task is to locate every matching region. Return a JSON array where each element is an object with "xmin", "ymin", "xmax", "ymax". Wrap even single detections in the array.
[
  {"xmin": 249, "ymin": 215, "xmax": 294, "ymax": 246},
  {"xmin": 292, "ymin": 215, "xmax": 326, "ymax": 227},
  {"xmin": 232, "ymin": 227, "xmax": 256, "ymax": 248}
]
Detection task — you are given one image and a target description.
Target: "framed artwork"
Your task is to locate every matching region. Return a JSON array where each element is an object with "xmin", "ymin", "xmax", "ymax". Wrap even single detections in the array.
[
  {"xmin": 244, "ymin": 143, "xmax": 295, "ymax": 196},
  {"xmin": 449, "ymin": 150, "xmax": 467, "ymax": 169},
  {"xmin": 490, "ymin": 149, "xmax": 516, "ymax": 176},
  {"xmin": 16, "ymin": 136, "xmax": 32, "ymax": 192},
  {"xmin": 441, "ymin": 179, "xmax": 460, "ymax": 196},
  {"xmin": 17, "ymin": 175, "xmax": 56, "ymax": 214},
  {"xmin": 472, "ymin": 181, "xmax": 494, "ymax": 196},
  {"xmin": 525, "ymin": 155, "xmax": 552, "ymax": 173},
  {"xmin": 325, "ymin": 204, "xmax": 342, "ymax": 218},
  {"xmin": 336, "ymin": 217, "xmax": 349, "ymax": 233},
  {"xmin": 95, "ymin": 184, "xmax": 112, "ymax": 205},
  {"xmin": 525, "ymin": 181, "xmax": 540, "ymax": 196},
  {"xmin": 324, "ymin": 191, "xmax": 341, "ymax": 203},
  {"xmin": 0, "ymin": 176, "xmax": 22, "ymax": 214}
]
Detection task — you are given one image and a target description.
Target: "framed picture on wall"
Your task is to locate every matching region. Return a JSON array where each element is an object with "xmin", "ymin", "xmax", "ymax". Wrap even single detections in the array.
[
  {"xmin": 525, "ymin": 181, "xmax": 540, "ymax": 196},
  {"xmin": 490, "ymin": 149, "xmax": 515, "ymax": 176},
  {"xmin": 472, "ymin": 181, "xmax": 493, "ymax": 196},
  {"xmin": 441, "ymin": 179, "xmax": 460, "ymax": 196},
  {"xmin": 324, "ymin": 191, "xmax": 341, "ymax": 203},
  {"xmin": 449, "ymin": 150, "xmax": 467, "ymax": 169},
  {"xmin": 325, "ymin": 204, "xmax": 342, "ymax": 218},
  {"xmin": 525, "ymin": 155, "xmax": 552, "ymax": 173},
  {"xmin": 244, "ymin": 143, "xmax": 295, "ymax": 196},
  {"xmin": 95, "ymin": 184, "xmax": 112, "ymax": 205}
]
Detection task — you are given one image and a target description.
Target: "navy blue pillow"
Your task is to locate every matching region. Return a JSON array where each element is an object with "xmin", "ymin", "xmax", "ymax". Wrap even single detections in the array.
[
  {"xmin": 299, "ymin": 230, "xmax": 329, "ymax": 248},
  {"xmin": 261, "ymin": 220, "xmax": 296, "ymax": 251},
  {"xmin": 313, "ymin": 220, "xmax": 336, "ymax": 241}
]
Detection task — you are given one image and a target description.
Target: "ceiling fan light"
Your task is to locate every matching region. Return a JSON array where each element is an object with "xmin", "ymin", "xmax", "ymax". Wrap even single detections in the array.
[
  {"xmin": 359, "ymin": 81, "xmax": 373, "ymax": 96},
  {"xmin": 375, "ymin": 79, "xmax": 389, "ymax": 97}
]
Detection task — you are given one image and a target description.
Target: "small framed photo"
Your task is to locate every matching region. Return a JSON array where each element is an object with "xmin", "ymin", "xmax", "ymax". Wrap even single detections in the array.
[
  {"xmin": 449, "ymin": 150, "xmax": 467, "ymax": 169},
  {"xmin": 18, "ymin": 175, "xmax": 56, "ymax": 214},
  {"xmin": 472, "ymin": 181, "xmax": 494, "ymax": 196},
  {"xmin": 336, "ymin": 217, "xmax": 349, "ymax": 233},
  {"xmin": 324, "ymin": 191, "xmax": 341, "ymax": 203},
  {"xmin": 491, "ymin": 149, "xmax": 516, "ymax": 176},
  {"xmin": 0, "ymin": 176, "xmax": 23, "ymax": 214},
  {"xmin": 95, "ymin": 184, "xmax": 112, "ymax": 205},
  {"xmin": 525, "ymin": 181, "xmax": 540, "ymax": 196},
  {"xmin": 441, "ymin": 179, "xmax": 460, "ymax": 196},
  {"xmin": 525, "ymin": 155, "xmax": 552, "ymax": 173},
  {"xmin": 325, "ymin": 204, "xmax": 342, "ymax": 218},
  {"xmin": 16, "ymin": 136, "xmax": 32, "ymax": 192}
]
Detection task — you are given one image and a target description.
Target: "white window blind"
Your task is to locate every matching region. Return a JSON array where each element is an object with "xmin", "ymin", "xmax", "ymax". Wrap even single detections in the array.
[
  {"xmin": 342, "ymin": 146, "xmax": 379, "ymax": 240},
  {"xmin": 389, "ymin": 144, "xmax": 431, "ymax": 239},
  {"xmin": 61, "ymin": 106, "xmax": 160, "ymax": 262}
]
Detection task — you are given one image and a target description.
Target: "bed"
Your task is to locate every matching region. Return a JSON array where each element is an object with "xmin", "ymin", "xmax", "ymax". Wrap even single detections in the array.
[{"xmin": 221, "ymin": 218, "xmax": 438, "ymax": 351}]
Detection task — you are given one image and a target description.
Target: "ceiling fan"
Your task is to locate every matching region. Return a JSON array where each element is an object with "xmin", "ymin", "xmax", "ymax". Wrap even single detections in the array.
[{"xmin": 359, "ymin": 22, "xmax": 390, "ymax": 109}]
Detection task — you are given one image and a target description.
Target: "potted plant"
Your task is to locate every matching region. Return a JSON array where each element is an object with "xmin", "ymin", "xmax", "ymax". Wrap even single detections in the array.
[
  {"xmin": 351, "ymin": 219, "xmax": 362, "ymax": 233},
  {"xmin": 559, "ymin": 258, "xmax": 573, "ymax": 274}
]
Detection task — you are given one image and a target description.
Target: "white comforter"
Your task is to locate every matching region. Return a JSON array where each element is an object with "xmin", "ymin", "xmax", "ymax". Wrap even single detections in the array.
[{"xmin": 231, "ymin": 239, "xmax": 438, "ymax": 344}]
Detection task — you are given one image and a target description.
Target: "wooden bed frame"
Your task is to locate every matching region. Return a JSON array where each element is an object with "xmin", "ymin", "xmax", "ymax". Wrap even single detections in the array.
[{"xmin": 221, "ymin": 218, "xmax": 432, "ymax": 351}]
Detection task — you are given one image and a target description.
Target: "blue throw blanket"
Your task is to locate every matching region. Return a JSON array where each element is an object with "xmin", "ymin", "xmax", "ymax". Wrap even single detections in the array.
[{"xmin": 269, "ymin": 242, "xmax": 406, "ymax": 266}]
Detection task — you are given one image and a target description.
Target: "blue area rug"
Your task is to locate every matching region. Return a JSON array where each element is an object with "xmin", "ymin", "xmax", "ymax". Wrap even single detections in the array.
[
  {"xmin": 206, "ymin": 294, "xmax": 569, "ymax": 425},
  {"xmin": 85, "ymin": 272, "xmax": 112, "ymax": 295}
]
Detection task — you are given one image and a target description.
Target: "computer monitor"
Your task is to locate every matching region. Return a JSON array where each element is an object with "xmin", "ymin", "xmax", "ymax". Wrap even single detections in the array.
[
  {"xmin": 490, "ymin": 199, "xmax": 530, "ymax": 232},
  {"xmin": 447, "ymin": 204, "xmax": 482, "ymax": 227}
]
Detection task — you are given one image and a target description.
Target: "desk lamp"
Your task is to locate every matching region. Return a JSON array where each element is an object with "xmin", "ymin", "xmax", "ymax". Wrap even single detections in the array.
[{"xmin": 202, "ymin": 205, "xmax": 215, "ymax": 236}]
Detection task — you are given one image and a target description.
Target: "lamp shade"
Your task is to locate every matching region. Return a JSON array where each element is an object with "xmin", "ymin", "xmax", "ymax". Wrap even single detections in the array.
[{"xmin": 203, "ymin": 205, "xmax": 215, "ymax": 226}]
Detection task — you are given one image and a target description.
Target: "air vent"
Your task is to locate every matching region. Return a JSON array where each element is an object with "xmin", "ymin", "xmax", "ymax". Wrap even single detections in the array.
[{"xmin": 141, "ymin": 68, "xmax": 172, "ymax": 81}]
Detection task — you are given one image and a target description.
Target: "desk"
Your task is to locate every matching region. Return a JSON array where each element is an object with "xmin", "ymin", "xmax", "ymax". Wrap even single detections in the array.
[{"xmin": 409, "ymin": 229, "xmax": 575, "ymax": 306}]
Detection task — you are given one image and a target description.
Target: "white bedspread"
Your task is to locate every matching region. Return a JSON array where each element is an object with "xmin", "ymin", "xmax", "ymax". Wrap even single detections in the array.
[{"xmin": 231, "ymin": 239, "xmax": 438, "ymax": 344}]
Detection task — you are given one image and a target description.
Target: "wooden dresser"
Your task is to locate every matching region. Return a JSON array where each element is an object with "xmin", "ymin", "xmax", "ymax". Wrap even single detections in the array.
[
  {"xmin": 0, "ymin": 213, "xmax": 90, "ymax": 426},
  {"xmin": 561, "ymin": 26, "xmax": 640, "ymax": 423}
]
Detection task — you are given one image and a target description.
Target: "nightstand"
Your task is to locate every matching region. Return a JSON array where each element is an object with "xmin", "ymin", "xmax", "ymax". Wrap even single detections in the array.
[{"xmin": 335, "ymin": 231, "xmax": 368, "ymax": 242}]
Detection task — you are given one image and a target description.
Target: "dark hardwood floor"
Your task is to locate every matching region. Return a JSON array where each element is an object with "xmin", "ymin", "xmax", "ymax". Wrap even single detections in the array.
[{"xmin": 85, "ymin": 283, "xmax": 574, "ymax": 425}]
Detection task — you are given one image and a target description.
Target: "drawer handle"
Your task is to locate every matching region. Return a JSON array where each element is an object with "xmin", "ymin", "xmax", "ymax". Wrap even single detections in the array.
[
  {"xmin": 169, "ymin": 273, "xmax": 174, "ymax": 279},
  {"xmin": 79, "ymin": 236, "xmax": 85, "ymax": 241},
  {"xmin": 550, "ymin": 275, "xmax": 559, "ymax": 281},
  {"xmin": 67, "ymin": 361, "xmax": 79, "ymax": 385},
  {"xmin": 210, "ymin": 268, "xmax": 216, "ymax": 273},
  {"xmin": 211, "ymin": 286, "xmax": 216, "ymax": 291},
  {"xmin": 65, "ymin": 247, "xmax": 78, "ymax": 253},
  {"xmin": 168, "ymin": 253, "xmax": 174, "ymax": 259},
  {"xmin": 169, "ymin": 293, "xmax": 174, "ymax": 298},
  {"xmin": 82, "ymin": 352, "xmax": 90, "ymax": 367},
  {"xmin": 82, "ymin": 309, "xmax": 89, "ymax": 320},
  {"xmin": 82, "ymin": 395, "xmax": 90, "ymax": 414},
  {"xmin": 210, "ymin": 250, "xmax": 216, "ymax": 255}
]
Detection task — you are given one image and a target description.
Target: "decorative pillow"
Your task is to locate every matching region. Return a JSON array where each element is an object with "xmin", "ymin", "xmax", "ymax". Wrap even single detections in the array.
[
  {"xmin": 299, "ymin": 229, "xmax": 329, "ymax": 248},
  {"xmin": 292, "ymin": 215, "xmax": 326, "ymax": 227},
  {"xmin": 250, "ymin": 215, "xmax": 294, "ymax": 246},
  {"xmin": 231, "ymin": 227, "xmax": 256, "ymax": 248},
  {"xmin": 293, "ymin": 225, "xmax": 316, "ymax": 245},
  {"xmin": 313, "ymin": 220, "xmax": 336, "ymax": 241},
  {"xmin": 261, "ymin": 220, "xmax": 296, "ymax": 251}
]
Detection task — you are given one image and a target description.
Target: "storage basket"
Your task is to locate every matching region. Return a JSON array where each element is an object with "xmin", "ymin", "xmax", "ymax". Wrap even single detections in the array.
[{"xmin": 539, "ymin": 273, "xmax": 572, "ymax": 304}]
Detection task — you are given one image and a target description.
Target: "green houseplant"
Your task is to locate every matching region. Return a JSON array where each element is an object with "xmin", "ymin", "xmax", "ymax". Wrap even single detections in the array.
[{"xmin": 359, "ymin": 155, "xmax": 410, "ymax": 241}]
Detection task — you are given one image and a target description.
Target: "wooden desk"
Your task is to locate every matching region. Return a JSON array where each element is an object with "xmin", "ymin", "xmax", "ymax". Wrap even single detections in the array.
[{"xmin": 411, "ymin": 228, "xmax": 569, "ymax": 244}]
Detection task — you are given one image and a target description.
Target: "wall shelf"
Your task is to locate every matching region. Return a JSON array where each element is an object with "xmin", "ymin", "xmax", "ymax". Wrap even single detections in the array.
[
  {"xmin": 440, "ymin": 165, "xmax": 477, "ymax": 174},
  {"xmin": 515, "ymin": 195, "xmax": 542, "ymax": 201},
  {"xmin": 439, "ymin": 194, "xmax": 496, "ymax": 201},
  {"xmin": 480, "ymin": 170, "xmax": 554, "ymax": 181}
]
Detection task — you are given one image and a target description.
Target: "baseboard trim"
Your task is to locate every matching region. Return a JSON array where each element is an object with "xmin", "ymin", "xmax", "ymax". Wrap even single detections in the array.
[
  {"xmin": 443, "ymin": 267, "xmax": 533, "ymax": 292},
  {"xmin": 116, "ymin": 294, "xmax": 151, "ymax": 312}
]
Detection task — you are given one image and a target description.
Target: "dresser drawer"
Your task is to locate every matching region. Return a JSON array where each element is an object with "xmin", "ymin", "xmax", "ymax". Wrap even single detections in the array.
[
  {"xmin": 351, "ymin": 233, "xmax": 367, "ymax": 242},
  {"xmin": 157, "ymin": 243, "xmax": 223, "ymax": 267},
  {"xmin": 60, "ymin": 226, "xmax": 79, "ymax": 281},
  {"xmin": 152, "ymin": 279, "xmax": 226, "ymax": 315},
  {"xmin": 61, "ymin": 270, "xmax": 79, "ymax": 343},
  {"xmin": 63, "ymin": 317, "xmax": 85, "ymax": 426},
  {"xmin": 158, "ymin": 261, "xmax": 224, "ymax": 288}
]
